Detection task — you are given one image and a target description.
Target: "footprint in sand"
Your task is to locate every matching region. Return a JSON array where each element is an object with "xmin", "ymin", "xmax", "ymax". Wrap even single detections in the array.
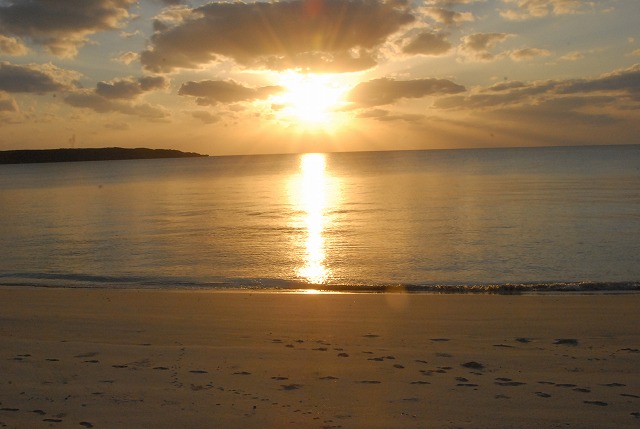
[
  {"xmin": 410, "ymin": 381, "xmax": 430, "ymax": 385},
  {"xmin": 337, "ymin": 353, "xmax": 349, "ymax": 357},
  {"xmin": 281, "ymin": 384, "xmax": 303, "ymax": 391},
  {"xmin": 74, "ymin": 352, "xmax": 98, "ymax": 358},
  {"xmin": 357, "ymin": 380, "xmax": 381, "ymax": 384},
  {"xmin": 43, "ymin": 418, "xmax": 63, "ymax": 423},
  {"xmin": 495, "ymin": 378, "xmax": 526, "ymax": 386},
  {"xmin": 319, "ymin": 376, "xmax": 339, "ymax": 380},
  {"xmin": 363, "ymin": 334, "xmax": 380, "ymax": 338},
  {"xmin": 431, "ymin": 338, "xmax": 450, "ymax": 342},
  {"xmin": 553, "ymin": 339, "xmax": 579, "ymax": 346},
  {"xmin": 515, "ymin": 337, "xmax": 531, "ymax": 343},
  {"xmin": 535, "ymin": 392, "xmax": 552, "ymax": 398},
  {"xmin": 271, "ymin": 376, "xmax": 288, "ymax": 380},
  {"xmin": 461, "ymin": 362, "xmax": 484, "ymax": 370},
  {"xmin": 112, "ymin": 364, "xmax": 128, "ymax": 369},
  {"xmin": 584, "ymin": 400, "xmax": 608, "ymax": 407},
  {"xmin": 233, "ymin": 371, "xmax": 251, "ymax": 375},
  {"xmin": 189, "ymin": 370, "xmax": 208, "ymax": 374},
  {"xmin": 79, "ymin": 422, "xmax": 94, "ymax": 428}
]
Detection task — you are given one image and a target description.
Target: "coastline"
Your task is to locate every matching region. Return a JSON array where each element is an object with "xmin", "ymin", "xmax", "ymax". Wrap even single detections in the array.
[{"xmin": 1, "ymin": 287, "xmax": 638, "ymax": 428}]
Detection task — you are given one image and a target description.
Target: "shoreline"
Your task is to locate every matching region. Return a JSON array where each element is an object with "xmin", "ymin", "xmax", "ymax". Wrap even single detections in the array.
[
  {"xmin": 1, "ymin": 287, "xmax": 638, "ymax": 428},
  {"xmin": 1, "ymin": 280, "xmax": 639, "ymax": 295}
]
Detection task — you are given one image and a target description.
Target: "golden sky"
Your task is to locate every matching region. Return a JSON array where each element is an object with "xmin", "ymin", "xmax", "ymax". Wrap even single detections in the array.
[{"xmin": 0, "ymin": 0, "xmax": 639, "ymax": 155}]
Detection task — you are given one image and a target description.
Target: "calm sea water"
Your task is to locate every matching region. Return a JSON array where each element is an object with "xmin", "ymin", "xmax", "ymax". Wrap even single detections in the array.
[{"xmin": 1, "ymin": 145, "xmax": 639, "ymax": 293}]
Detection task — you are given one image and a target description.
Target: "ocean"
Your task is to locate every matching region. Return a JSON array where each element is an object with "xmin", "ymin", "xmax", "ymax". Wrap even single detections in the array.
[{"xmin": 1, "ymin": 145, "xmax": 639, "ymax": 293}]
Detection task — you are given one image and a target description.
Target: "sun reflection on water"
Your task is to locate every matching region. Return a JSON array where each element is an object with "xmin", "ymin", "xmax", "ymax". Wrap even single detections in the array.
[{"xmin": 294, "ymin": 153, "xmax": 331, "ymax": 284}]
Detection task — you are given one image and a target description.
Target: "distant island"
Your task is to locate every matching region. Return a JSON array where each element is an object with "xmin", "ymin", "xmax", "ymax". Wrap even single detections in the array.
[{"xmin": 0, "ymin": 147, "xmax": 208, "ymax": 164}]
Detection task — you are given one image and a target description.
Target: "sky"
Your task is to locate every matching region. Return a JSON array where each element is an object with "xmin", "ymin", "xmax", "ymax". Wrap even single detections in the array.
[{"xmin": 0, "ymin": 0, "xmax": 638, "ymax": 156}]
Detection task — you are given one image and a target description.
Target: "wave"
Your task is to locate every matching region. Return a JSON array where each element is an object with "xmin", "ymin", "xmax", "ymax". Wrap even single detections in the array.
[{"xmin": 1, "ymin": 272, "xmax": 638, "ymax": 294}]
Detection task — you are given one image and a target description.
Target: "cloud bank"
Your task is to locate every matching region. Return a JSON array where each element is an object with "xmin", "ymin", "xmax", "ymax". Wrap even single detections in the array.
[
  {"xmin": 0, "ymin": 0, "xmax": 136, "ymax": 57},
  {"xmin": 348, "ymin": 77, "xmax": 466, "ymax": 107},
  {"xmin": 141, "ymin": 0, "xmax": 415, "ymax": 73},
  {"xmin": 178, "ymin": 80, "xmax": 284, "ymax": 106}
]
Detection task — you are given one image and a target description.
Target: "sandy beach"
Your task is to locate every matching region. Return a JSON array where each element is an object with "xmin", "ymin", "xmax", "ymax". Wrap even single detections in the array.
[{"xmin": 0, "ymin": 287, "xmax": 638, "ymax": 428}]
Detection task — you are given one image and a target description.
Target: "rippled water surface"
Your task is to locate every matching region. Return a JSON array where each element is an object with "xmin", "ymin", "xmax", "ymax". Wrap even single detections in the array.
[{"xmin": 1, "ymin": 145, "xmax": 639, "ymax": 292}]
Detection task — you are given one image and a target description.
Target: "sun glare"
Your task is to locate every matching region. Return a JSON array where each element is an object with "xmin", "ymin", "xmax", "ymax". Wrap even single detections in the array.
[{"xmin": 272, "ymin": 71, "xmax": 350, "ymax": 130}]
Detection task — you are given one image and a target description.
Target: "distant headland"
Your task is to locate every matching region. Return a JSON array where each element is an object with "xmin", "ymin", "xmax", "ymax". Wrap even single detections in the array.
[{"xmin": 0, "ymin": 147, "xmax": 208, "ymax": 164}]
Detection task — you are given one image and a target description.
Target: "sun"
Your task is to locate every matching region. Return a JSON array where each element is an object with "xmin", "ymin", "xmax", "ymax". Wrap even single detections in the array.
[{"xmin": 271, "ymin": 71, "xmax": 350, "ymax": 131}]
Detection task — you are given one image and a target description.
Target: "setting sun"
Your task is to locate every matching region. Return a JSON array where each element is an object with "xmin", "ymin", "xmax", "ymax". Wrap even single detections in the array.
[{"xmin": 271, "ymin": 72, "xmax": 351, "ymax": 130}]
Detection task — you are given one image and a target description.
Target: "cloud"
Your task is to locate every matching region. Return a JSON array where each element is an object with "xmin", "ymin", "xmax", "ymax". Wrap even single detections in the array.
[
  {"xmin": 421, "ymin": 7, "xmax": 474, "ymax": 25},
  {"xmin": 114, "ymin": 51, "xmax": 139, "ymax": 65},
  {"xmin": 0, "ymin": 35, "xmax": 28, "ymax": 56},
  {"xmin": 178, "ymin": 80, "xmax": 283, "ymax": 106},
  {"xmin": 509, "ymin": 47, "xmax": 552, "ymax": 61},
  {"xmin": 141, "ymin": 0, "xmax": 415, "ymax": 73},
  {"xmin": 0, "ymin": 62, "xmax": 79, "ymax": 93},
  {"xmin": 347, "ymin": 77, "xmax": 466, "ymax": 107},
  {"xmin": 65, "ymin": 91, "xmax": 169, "ymax": 120},
  {"xmin": 559, "ymin": 64, "xmax": 640, "ymax": 95},
  {"xmin": 560, "ymin": 51, "xmax": 584, "ymax": 61},
  {"xmin": 435, "ymin": 64, "xmax": 640, "ymax": 111},
  {"xmin": 96, "ymin": 76, "xmax": 168, "ymax": 100},
  {"xmin": 403, "ymin": 32, "xmax": 453, "ymax": 56},
  {"xmin": 63, "ymin": 73, "xmax": 170, "ymax": 119},
  {"xmin": 357, "ymin": 108, "xmax": 424, "ymax": 122},
  {"xmin": 459, "ymin": 33, "xmax": 512, "ymax": 61},
  {"xmin": 500, "ymin": 0, "xmax": 588, "ymax": 21},
  {"xmin": 0, "ymin": 0, "xmax": 136, "ymax": 57},
  {"xmin": 0, "ymin": 91, "xmax": 18, "ymax": 112}
]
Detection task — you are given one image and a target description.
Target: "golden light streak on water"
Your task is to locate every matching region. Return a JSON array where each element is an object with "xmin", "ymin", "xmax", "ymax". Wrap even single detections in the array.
[{"xmin": 295, "ymin": 153, "xmax": 331, "ymax": 284}]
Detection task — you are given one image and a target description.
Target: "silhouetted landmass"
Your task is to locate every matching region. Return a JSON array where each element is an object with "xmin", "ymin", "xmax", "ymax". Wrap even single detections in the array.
[{"xmin": 0, "ymin": 147, "xmax": 208, "ymax": 164}]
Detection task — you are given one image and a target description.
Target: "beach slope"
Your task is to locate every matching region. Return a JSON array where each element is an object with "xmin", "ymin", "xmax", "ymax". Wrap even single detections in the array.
[{"xmin": 0, "ymin": 288, "xmax": 638, "ymax": 428}]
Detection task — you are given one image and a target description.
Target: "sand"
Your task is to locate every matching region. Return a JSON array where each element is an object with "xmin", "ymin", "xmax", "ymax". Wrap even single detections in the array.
[{"xmin": 0, "ymin": 287, "xmax": 638, "ymax": 429}]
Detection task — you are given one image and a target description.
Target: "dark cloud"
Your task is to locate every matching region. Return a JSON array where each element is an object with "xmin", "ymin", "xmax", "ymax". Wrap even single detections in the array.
[
  {"xmin": 0, "ymin": 62, "xmax": 78, "ymax": 93},
  {"xmin": 347, "ymin": 77, "xmax": 466, "ymax": 107},
  {"xmin": 0, "ymin": 0, "xmax": 136, "ymax": 57},
  {"xmin": 403, "ymin": 32, "xmax": 452, "ymax": 55},
  {"xmin": 559, "ymin": 64, "xmax": 640, "ymax": 94},
  {"xmin": 435, "ymin": 64, "xmax": 640, "ymax": 111},
  {"xmin": 178, "ymin": 80, "xmax": 283, "ymax": 106},
  {"xmin": 141, "ymin": 0, "xmax": 415, "ymax": 73},
  {"xmin": 65, "ymin": 91, "xmax": 169, "ymax": 120},
  {"xmin": 96, "ymin": 76, "xmax": 168, "ymax": 99}
]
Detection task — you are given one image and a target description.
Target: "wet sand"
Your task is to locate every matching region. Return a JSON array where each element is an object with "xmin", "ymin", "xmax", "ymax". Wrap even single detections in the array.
[{"xmin": 0, "ymin": 287, "xmax": 639, "ymax": 428}]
